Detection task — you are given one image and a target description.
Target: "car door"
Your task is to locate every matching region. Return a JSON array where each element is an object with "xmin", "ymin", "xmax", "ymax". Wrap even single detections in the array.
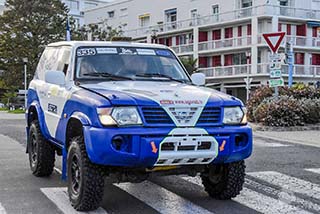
[{"xmin": 45, "ymin": 46, "xmax": 73, "ymax": 141}]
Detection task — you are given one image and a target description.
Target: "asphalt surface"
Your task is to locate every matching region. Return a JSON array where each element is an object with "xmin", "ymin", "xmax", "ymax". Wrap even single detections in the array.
[{"xmin": 0, "ymin": 115, "xmax": 320, "ymax": 214}]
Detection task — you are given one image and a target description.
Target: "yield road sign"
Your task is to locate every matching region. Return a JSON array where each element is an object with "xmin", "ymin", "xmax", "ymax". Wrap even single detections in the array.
[
  {"xmin": 270, "ymin": 70, "xmax": 282, "ymax": 78},
  {"xmin": 269, "ymin": 78, "xmax": 284, "ymax": 87},
  {"xmin": 263, "ymin": 32, "xmax": 286, "ymax": 53}
]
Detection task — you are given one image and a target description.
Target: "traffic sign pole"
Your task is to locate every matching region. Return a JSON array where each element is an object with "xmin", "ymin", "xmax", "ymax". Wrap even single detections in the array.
[
  {"xmin": 286, "ymin": 41, "xmax": 294, "ymax": 88},
  {"xmin": 263, "ymin": 32, "xmax": 286, "ymax": 99}
]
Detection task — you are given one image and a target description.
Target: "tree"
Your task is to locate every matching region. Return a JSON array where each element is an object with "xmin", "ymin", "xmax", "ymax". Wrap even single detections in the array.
[
  {"xmin": 0, "ymin": 0, "xmax": 69, "ymax": 88},
  {"xmin": 73, "ymin": 20, "xmax": 124, "ymax": 41},
  {"xmin": 179, "ymin": 57, "xmax": 198, "ymax": 75}
]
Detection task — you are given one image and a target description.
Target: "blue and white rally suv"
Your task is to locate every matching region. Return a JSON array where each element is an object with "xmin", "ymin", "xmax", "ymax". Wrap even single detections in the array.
[{"xmin": 26, "ymin": 41, "xmax": 252, "ymax": 211}]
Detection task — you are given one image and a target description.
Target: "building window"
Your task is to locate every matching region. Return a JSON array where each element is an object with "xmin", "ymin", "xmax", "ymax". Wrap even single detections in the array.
[
  {"xmin": 191, "ymin": 9, "xmax": 198, "ymax": 19},
  {"xmin": 312, "ymin": 54, "xmax": 320, "ymax": 65},
  {"xmin": 199, "ymin": 57, "xmax": 208, "ymax": 68},
  {"xmin": 66, "ymin": 0, "xmax": 79, "ymax": 10},
  {"xmin": 108, "ymin": 11, "xmax": 115, "ymax": 18},
  {"xmin": 295, "ymin": 53, "xmax": 305, "ymax": 65},
  {"xmin": 212, "ymin": 55, "xmax": 221, "ymax": 67},
  {"xmin": 287, "ymin": 24, "xmax": 291, "ymax": 35},
  {"xmin": 212, "ymin": 5, "xmax": 219, "ymax": 14},
  {"xmin": 139, "ymin": 14, "xmax": 150, "ymax": 27},
  {"xmin": 279, "ymin": 0, "xmax": 289, "ymax": 6},
  {"xmin": 120, "ymin": 8, "xmax": 128, "ymax": 17},
  {"xmin": 225, "ymin": 27, "xmax": 233, "ymax": 39},
  {"xmin": 224, "ymin": 54, "xmax": 233, "ymax": 66},
  {"xmin": 242, "ymin": 0, "xmax": 252, "ymax": 8},
  {"xmin": 238, "ymin": 26, "xmax": 242, "ymax": 37},
  {"xmin": 212, "ymin": 29, "xmax": 221, "ymax": 40},
  {"xmin": 165, "ymin": 8, "xmax": 177, "ymax": 23},
  {"xmin": 233, "ymin": 53, "xmax": 247, "ymax": 65},
  {"xmin": 296, "ymin": 24, "xmax": 306, "ymax": 36}
]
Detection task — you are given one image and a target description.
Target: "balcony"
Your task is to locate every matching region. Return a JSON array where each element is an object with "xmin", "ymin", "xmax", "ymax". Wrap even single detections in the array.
[
  {"xmin": 171, "ymin": 43, "xmax": 193, "ymax": 54},
  {"xmin": 199, "ymin": 36, "xmax": 252, "ymax": 52},
  {"xmin": 198, "ymin": 64, "xmax": 320, "ymax": 78},
  {"xmin": 124, "ymin": 5, "xmax": 320, "ymax": 38},
  {"xmin": 257, "ymin": 63, "xmax": 320, "ymax": 77},
  {"xmin": 198, "ymin": 65, "xmax": 251, "ymax": 78}
]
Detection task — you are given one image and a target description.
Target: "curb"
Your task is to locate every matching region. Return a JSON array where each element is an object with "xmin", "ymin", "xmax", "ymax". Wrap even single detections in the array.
[
  {"xmin": 250, "ymin": 123, "xmax": 320, "ymax": 132},
  {"xmin": 253, "ymin": 133, "xmax": 320, "ymax": 148}
]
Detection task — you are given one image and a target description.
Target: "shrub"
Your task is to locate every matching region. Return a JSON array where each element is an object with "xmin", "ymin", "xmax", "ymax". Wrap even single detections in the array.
[
  {"xmin": 247, "ymin": 86, "xmax": 273, "ymax": 121},
  {"xmin": 299, "ymin": 98, "xmax": 320, "ymax": 124},
  {"xmin": 253, "ymin": 96, "xmax": 305, "ymax": 127},
  {"xmin": 248, "ymin": 84, "xmax": 320, "ymax": 126}
]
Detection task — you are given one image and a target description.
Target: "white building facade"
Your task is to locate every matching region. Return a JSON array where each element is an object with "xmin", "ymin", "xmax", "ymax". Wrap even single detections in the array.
[
  {"xmin": 86, "ymin": 0, "xmax": 320, "ymax": 101},
  {"xmin": 62, "ymin": 0, "xmax": 110, "ymax": 27}
]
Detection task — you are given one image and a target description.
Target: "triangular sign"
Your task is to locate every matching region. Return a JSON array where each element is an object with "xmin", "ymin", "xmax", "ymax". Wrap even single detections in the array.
[{"xmin": 263, "ymin": 32, "xmax": 286, "ymax": 53}]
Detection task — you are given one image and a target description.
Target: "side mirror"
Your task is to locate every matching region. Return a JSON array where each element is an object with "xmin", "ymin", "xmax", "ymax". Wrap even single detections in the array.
[
  {"xmin": 191, "ymin": 73, "xmax": 206, "ymax": 86},
  {"xmin": 45, "ymin": 70, "xmax": 66, "ymax": 86}
]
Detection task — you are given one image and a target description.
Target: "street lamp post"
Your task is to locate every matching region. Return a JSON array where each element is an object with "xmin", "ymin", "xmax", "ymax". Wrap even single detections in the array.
[{"xmin": 22, "ymin": 58, "xmax": 28, "ymax": 109}]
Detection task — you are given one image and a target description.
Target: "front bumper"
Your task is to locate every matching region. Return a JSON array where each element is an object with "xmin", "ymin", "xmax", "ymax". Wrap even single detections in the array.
[{"xmin": 83, "ymin": 125, "xmax": 252, "ymax": 167}]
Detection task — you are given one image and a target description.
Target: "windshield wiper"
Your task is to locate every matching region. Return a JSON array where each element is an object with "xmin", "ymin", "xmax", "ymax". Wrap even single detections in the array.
[
  {"xmin": 83, "ymin": 72, "xmax": 133, "ymax": 80},
  {"xmin": 135, "ymin": 73, "xmax": 187, "ymax": 83}
]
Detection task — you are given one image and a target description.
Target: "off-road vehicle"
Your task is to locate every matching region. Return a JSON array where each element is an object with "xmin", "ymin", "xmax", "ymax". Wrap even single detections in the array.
[{"xmin": 26, "ymin": 41, "xmax": 252, "ymax": 211}]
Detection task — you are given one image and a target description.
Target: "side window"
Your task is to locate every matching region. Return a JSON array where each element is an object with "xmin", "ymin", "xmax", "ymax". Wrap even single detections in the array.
[
  {"xmin": 57, "ymin": 47, "xmax": 71, "ymax": 76},
  {"xmin": 35, "ymin": 48, "xmax": 50, "ymax": 80}
]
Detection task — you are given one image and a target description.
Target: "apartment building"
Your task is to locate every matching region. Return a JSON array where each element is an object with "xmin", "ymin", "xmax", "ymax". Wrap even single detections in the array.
[
  {"xmin": 62, "ymin": 0, "xmax": 111, "ymax": 27},
  {"xmin": 87, "ymin": 0, "xmax": 320, "ymax": 101}
]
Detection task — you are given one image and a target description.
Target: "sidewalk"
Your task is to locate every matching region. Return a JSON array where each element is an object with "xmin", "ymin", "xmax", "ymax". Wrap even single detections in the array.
[
  {"xmin": 254, "ymin": 130, "xmax": 320, "ymax": 148},
  {"xmin": 0, "ymin": 111, "xmax": 25, "ymax": 120}
]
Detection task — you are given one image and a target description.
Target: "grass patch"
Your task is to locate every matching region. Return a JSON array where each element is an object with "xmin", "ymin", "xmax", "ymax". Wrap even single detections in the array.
[
  {"xmin": 0, "ymin": 107, "xmax": 8, "ymax": 111},
  {"xmin": 8, "ymin": 109, "xmax": 25, "ymax": 114}
]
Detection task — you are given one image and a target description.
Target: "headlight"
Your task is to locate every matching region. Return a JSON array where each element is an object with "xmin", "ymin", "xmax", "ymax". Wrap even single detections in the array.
[
  {"xmin": 223, "ymin": 107, "xmax": 247, "ymax": 125},
  {"xmin": 97, "ymin": 107, "xmax": 142, "ymax": 126}
]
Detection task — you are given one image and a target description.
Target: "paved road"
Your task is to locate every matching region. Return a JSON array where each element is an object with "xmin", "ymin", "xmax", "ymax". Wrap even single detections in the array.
[{"xmin": 0, "ymin": 115, "xmax": 319, "ymax": 214}]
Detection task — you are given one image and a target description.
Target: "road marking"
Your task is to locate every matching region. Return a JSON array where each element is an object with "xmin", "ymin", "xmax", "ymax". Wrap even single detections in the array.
[
  {"xmin": 0, "ymin": 203, "xmax": 6, "ymax": 214},
  {"xmin": 181, "ymin": 176, "xmax": 311, "ymax": 214},
  {"xmin": 54, "ymin": 167, "xmax": 62, "ymax": 175},
  {"xmin": 254, "ymin": 140, "xmax": 290, "ymax": 147},
  {"xmin": 248, "ymin": 171, "xmax": 320, "ymax": 201},
  {"xmin": 246, "ymin": 177, "xmax": 320, "ymax": 213},
  {"xmin": 115, "ymin": 181, "xmax": 213, "ymax": 214},
  {"xmin": 305, "ymin": 168, "xmax": 320, "ymax": 174},
  {"xmin": 41, "ymin": 188, "xmax": 108, "ymax": 214}
]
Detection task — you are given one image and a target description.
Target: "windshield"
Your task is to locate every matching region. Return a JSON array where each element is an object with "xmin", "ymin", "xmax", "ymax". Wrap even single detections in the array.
[{"xmin": 75, "ymin": 46, "xmax": 190, "ymax": 83}]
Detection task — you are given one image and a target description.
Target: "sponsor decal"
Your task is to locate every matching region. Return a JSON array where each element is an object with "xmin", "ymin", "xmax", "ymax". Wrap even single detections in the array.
[
  {"xmin": 136, "ymin": 49, "xmax": 156, "ymax": 55},
  {"xmin": 96, "ymin": 48, "xmax": 118, "ymax": 54},
  {"xmin": 119, "ymin": 47, "xmax": 137, "ymax": 55},
  {"xmin": 160, "ymin": 100, "xmax": 203, "ymax": 105},
  {"xmin": 48, "ymin": 103, "xmax": 58, "ymax": 114},
  {"xmin": 156, "ymin": 50, "xmax": 173, "ymax": 58}
]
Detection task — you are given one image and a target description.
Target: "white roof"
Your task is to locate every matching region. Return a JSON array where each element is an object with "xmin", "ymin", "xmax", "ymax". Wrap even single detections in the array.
[{"xmin": 48, "ymin": 41, "xmax": 168, "ymax": 49}]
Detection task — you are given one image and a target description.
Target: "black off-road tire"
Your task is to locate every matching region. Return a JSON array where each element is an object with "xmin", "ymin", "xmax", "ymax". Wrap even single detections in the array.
[
  {"xmin": 67, "ymin": 136, "xmax": 105, "ymax": 211},
  {"xmin": 201, "ymin": 160, "xmax": 246, "ymax": 200},
  {"xmin": 28, "ymin": 120, "xmax": 55, "ymax": 177}
]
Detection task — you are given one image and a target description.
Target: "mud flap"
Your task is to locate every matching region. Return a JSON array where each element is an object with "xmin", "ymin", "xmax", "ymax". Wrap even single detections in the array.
[{"xmin": 61, "ymin": 145, "xmax": 67, "ymax": 181}]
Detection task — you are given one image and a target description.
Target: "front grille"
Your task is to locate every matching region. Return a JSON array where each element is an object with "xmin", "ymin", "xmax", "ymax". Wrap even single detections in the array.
[
  {"xmin": 197, "ymin": 107, "xmax": 221, "ymax": 124},
  {"xmin": 141, "ymin": 107, "xmax": 174, "ymax": 125}
]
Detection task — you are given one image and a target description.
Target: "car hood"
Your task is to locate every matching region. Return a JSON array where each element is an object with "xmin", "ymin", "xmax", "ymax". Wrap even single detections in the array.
[
  {"xmin": 80, "ymin": 81, "xmax": 241, "ymax": 107},
  {"xmin": 81, "ymin": 81, "xmax": 242, "ymax": 127}
]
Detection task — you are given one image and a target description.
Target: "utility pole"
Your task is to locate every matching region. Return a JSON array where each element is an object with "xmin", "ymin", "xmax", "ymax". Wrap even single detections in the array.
[{"xmin": 22, "ymin": 58, "xmax": 28, "ymax": 109}]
